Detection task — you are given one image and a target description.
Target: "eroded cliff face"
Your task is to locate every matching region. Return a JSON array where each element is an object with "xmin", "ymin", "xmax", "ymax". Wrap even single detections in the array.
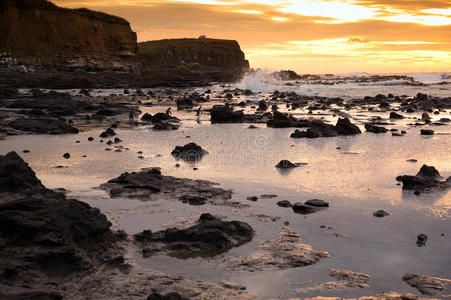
[
  {"xmin": 138, "ymin": 38, "xmax": 250, "ymax": 86},
  {"xmin": 0, "ymin": 0, "xmax": 250, "ymax": 87},
  {"xmin": 0, "ymin": 0, "xmax": 137, "ymax": 71}
]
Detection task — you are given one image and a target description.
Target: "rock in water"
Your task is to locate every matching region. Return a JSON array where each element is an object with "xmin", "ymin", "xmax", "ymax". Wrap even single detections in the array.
[
  {"xmin": 396, "ymin": 164, "xmax": 450, "ymax": 191},
  {"xmin": 233, "ymin": 227, "xmax": 329, "ymax": 271},
  {"xmin": 402, "ymin": 273, "xmax": 450, "ymax": 295},
  {"xmin": 373, "ymin": 210, "xmax": 390, "ymax": 217},
  {"xmin": 134, "ymin": 214, "xmax": 253, "ymax": 257},
  {"xmin": 334, "ymin": 118, "xmax": 362, "ymax": 135},
  {"xmin": 0, "ymin": 152, "xmax": 121, "ymax": 298},
  {"xmin": 275, "ymin": 160, "xmax": 297, "ymax": 169},
  {"xmin": 100, "ymin": 168, "xmax": 232, "ymax": 205},
  {"xmin": 365, "ymin": 124, "xmax": 388, "ymax": 133},
  {"xmin": 420, "ymin": 129, "xmax": 434, "ymax": 135},
  {"xmin": 390, "ymin": 112, "xmax": 404, "ymax": 119},
  {"xmin": 171, "ymin": 143, "xmax": 208, "ymax": 164},
  {"xmin": 210, "ymin": 105, "xmax": 245, "ymax": 123},
  {"xmin": 305, "ymin": 199, "xmax": 329, "ymax": 207},
  {"xmin": 277, "ymin": 200, "xmax": 292, "ymax": 207},
  {"xmin": 416, "ymin": 233, "xmax": 428, "ymax": 247}
]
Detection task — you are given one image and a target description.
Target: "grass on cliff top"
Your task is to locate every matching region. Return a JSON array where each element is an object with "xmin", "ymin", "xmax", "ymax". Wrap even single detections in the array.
[
  {"xmin": 0, "ymin": 0, "xmax": 129, "ymax": 25},
  {"xmin": 138, "ymin": 38, "xmax": 240, "ymax": 66}
]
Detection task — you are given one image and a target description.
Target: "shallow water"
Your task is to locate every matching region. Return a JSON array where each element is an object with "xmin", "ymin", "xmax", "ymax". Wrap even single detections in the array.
[{"xmin": 1, "ymin": 94, "xmax": 450, "ymax": 298}]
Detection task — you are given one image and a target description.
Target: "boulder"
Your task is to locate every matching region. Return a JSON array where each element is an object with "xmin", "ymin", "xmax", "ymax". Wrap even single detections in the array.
[
  {"xmin": 210, "ymin": 105, "xmax": 244, "ymax": 123},
  {"xmin": 365, "ymin": 124, "xmax": 388, "ymax": 133},
  {"xmin": 134, "ymin": 214, "xmax": 253, "ymax": 257},
  {"xmin": 396, "ymin": 165, "xmax": 450, "ymax": 191},
  {"xmin": 171, "ymin": 143, "xmax": 208, "ymax": 163}
]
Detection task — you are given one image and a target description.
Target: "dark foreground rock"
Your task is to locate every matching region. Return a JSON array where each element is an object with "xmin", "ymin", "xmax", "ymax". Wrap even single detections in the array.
[
  {"xmin": 171, "ymin": 143, "xmax": 208, "ymax": 163},
  {"xmin": 396, "ymin": 165, "xmax": 451, "ymax": 191},
  {"xmin": 402, "ymin": 273, "xmax": 450, "ymax": 295},
  {"xmin": 0, "ymin": 151, "xmax": 123, "ymax": 298},
  {"xmin": 100, "ymin": 168, "xmax": 232, "ymax": 205},
  {"xmin": 134, "ymin": 214, "xmax": 253, "ymax": 258},
  {"xmin": 232, "ymin": 227, "xmax": 329, "ymax": 271}
]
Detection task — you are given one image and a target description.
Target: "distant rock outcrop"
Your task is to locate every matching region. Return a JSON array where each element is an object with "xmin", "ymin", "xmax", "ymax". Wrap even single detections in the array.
[{"xmin": 138, "ymin": 38, "xmax": 250, "ymax": 86}]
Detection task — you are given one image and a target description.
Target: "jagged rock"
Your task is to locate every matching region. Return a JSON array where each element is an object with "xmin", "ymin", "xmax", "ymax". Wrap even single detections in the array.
[
  {"xmin": 402, "ymin": 273, "xmax": 450, "ymax": 295},
  {"xmin": 396, "ymin": 165, "xmax": 450, "ymax": 191},
  {"xmin": 365, "ymin": 124, "xmax": 388, "ymax": 133},
  {"xmin": 0, "ymin": 152, "xmax": 121, "ymax": 298},
  {"xmin": 232, "ymin": 227, "xmax": 329, "ymax": 271},
  {"xmin": 134, "ymin": 214, "xmax": 253, "ymax": 258},
  {"xmin": 171, "ymin": 143, "xmax": 208, "ymax": 163},
  {"xmin": 100, "ymin": 168, "xmax": 232, "ymax": 205}
]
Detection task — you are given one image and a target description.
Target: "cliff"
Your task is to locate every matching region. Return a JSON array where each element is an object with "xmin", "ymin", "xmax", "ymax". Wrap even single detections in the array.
[
  {"xmin": 0, "ymin": 0, "xmax": 249, "ymax": 87},
  {"xmin": 0, "ymin": 0, "xmax": 137, "ymax": 71},
  {"xmin": 137, "ymin": 38, "xmax": 250, "ymax": 86}
]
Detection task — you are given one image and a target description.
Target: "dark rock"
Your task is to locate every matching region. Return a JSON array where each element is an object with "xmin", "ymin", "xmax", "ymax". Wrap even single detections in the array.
[
  {"xmin": 335, "ymin": 118, "xmax": 361, "ymax": 135},
  {"xmin": 246, "ymin": 196, "xmax": 258, "ymax": 201},
  {"xmin": 9, "ymin": 118, "xmax": 78, "ymax": 135},
  {"xmin": 420, "ymin": 129, "xmax": 434, "ymax": 135},
  {"xmin": 178, "ymin": 195, "xmax": 207, "ymax": 205},
  {"xmin": 63, "ymin": 153, "xmax": 70, "ymax": 159},
  {"xmin": 257, "ymin": 100, "xmax": 268, "ymax": 111},
  {"xmin": 416, "ymin": 234, "xmax": 428, "ymax": 247},
  {"xmin": 88, "ymin": 137, "xmax": 94, "ymax": 141},
  {"xmin": 147, "ymin": 292, "xmax": 187, "ymax": 300},
  {"xmin": 99, "ymin": 128, "xmax": 116, "ymax": 138},
  {"xmin": 390, "ymin": 112, "xmax": 404, "ymax": 119},
  {"xmin": 171, "ymin": 143, "xmax": 208, "ymax": 164},
  {"xmin": 134, "ymin": 214, "xmax": 253, "ymax": 257},
  {"xmin": 0, "ymin": 152, "xmax": 119, "ymax": 297},
  {"xmin": 100, "ymin": 168, "xmax": 232, "ymax": 204},
  {"xmin": 396, "ymin": 165, "xmax": 450, "ymax": 191},
  {"xmin": 305, "ymin": 199, "xmax": 329, "ymax": 207},
  {"xmin": 276, "ymin": 200, "xmax": 292, "ymax": 207},
  {"xmin": 210, "ymin": 105, "xmax": 244, "ymax": 123},
  {"xmin": 292, "ymin": 203, "xmax": 321, "ymax": 215},
  {"xmin": 275, "ymin": 160, "xmax": 297, "ymax": 169},
  {"xmin": 373, "ymin": 210, "xmax": 390, "ymax": 217},
  {"xmin": 365, "ymin": 124, "xmax": 388, "ymax": 133}
]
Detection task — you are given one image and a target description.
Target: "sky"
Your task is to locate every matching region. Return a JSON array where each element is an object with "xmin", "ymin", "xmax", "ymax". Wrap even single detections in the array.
[{"xmin": 54, "ymin": 0, "xmax": 451, "ymax": 74}]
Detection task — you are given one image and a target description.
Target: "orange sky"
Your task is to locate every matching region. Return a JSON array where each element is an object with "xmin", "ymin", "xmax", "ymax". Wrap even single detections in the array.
[{"xmin": 54, "ymin": 0, "xmax": 451, "ymax": 74}]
